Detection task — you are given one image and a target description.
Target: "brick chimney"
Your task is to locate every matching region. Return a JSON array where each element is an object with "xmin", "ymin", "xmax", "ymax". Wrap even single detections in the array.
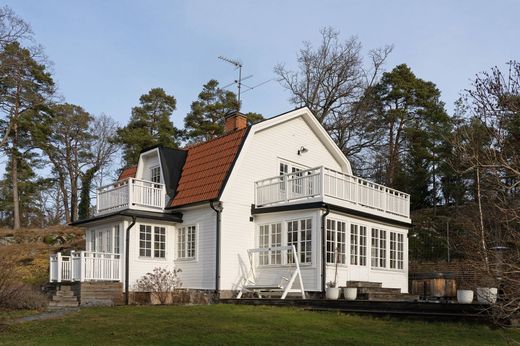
[{"xmin": 224, "ymin": 111, "xmax": 247, "ymax": 133}]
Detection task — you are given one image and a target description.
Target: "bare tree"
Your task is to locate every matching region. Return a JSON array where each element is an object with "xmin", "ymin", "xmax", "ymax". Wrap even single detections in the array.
[
  {"xmin": 452, "ymin": 61, "xmax": 520, "ymax": 324},
  {"xmin": 78, "ymin": 114, "xmax": 120, "ymax": 220},
  {"xmin": 275, "ymin": 27, "xmax": 392, "ymax": 171}
]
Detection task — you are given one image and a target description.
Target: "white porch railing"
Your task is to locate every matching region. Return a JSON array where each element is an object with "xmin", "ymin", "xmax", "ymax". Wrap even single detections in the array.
[
  {"xmin": 255, "ymin": 166, "xmax": 410, "ymax": 218},
  {"xmin": 49, "ymin": 251, "xmax": 121, "ymax": 282},
  {"xmin": 96, "ymin": 178, "xmax": 166, "ymax": 215}
]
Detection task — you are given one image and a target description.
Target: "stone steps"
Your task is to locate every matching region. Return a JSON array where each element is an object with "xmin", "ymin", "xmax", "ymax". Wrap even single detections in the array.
[
  {"xmin": 49, "ymin": 285, "xmax": 80, "ymax": 307},
  {"xmin": 358, "ymin": 292, "xmax": 420, "ymax": 302},
  {"xmin": 357, "ymin": 287, "xmax": 402, "ymax": 295}
]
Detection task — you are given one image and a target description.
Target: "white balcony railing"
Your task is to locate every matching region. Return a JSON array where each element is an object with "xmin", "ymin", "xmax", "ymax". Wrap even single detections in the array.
[
  {"xmin": 96, "ymin": 178, "xmax": 166, "ymax": 215},
  {"xmin": 49, "ymin": 251, "xmax": 121, "ymax": 283},
  {"xmin": 255, "ymin": 166, "xmax": 410, "ymax": 218}
]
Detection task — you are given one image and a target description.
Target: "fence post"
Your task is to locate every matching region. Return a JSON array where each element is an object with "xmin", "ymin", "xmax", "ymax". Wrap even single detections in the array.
[
  {"xmin": 320, "ymin": 166, "xmax": 325, "ymax": 198},
  {"xmin": 56, "ymin": 252, "xmax": 62, "ymax": 283},
  {"xmin": 128, "ymin": 178, "xmax": 134, "ymax": 208},
  {"xmin": 70, "ymin": 250, "xmax": 75, "ymax": 281},
  {"xmin": 80, "ymin": 251, "xmax": 85, "ymax": 282}
]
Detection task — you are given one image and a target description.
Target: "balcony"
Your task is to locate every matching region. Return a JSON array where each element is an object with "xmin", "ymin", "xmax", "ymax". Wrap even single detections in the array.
[
  {"xmin": 254, "ymin": 166, "xmax": 410, "ymax": 220},
  {"xmin": 96, "ymin": 178, "xmax": 167, "ymax": 215}
]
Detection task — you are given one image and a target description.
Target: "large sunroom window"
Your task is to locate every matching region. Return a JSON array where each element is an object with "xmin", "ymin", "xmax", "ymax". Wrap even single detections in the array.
[
  {"xmin": 258, "ymin": 223, "xmax": 282, "ymax": 265},
  {"xmin": 390, "ymin": 232, "xmax": 404, "ymax": 270},
  {"xmin": 350, "ymin": 224, "xmax": 367, "ymax": 266},
  {"xmin": 371, "ymin": 228, "xmax": 387, "ymax": 268},
  {"xmin": 326, "ymin": 219, "xmax": 346, "ymax": 264},
  {"xmin": 287, "ymin": 218, "xmax": 312, "ymax": 264}
]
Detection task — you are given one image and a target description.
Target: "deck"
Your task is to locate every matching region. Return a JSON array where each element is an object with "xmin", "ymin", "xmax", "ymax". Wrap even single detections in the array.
[{"xmin": 222, "ymin": 298, "xmax": 490, "ymax": 322}]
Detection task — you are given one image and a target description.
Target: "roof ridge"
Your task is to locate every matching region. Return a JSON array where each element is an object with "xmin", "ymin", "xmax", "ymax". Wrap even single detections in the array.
[{"xmin": 183, "ymin": 127, "xmax": 249, "ymax": 150}]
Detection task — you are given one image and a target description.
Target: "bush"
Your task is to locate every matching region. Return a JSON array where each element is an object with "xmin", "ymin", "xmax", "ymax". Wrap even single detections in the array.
[
  {"xmin": 134, "ymin": 267, "xmax": 182, "ymax": 305},
  {"xmin": 0, "ymin": 256, "xmax": 47, "ymax": 310}
]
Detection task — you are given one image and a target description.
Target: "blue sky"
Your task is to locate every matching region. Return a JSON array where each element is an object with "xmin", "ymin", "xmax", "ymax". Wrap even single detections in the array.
[{"xmin": 5, "ymin": 0, "xmax": 520, "ymax": 128}]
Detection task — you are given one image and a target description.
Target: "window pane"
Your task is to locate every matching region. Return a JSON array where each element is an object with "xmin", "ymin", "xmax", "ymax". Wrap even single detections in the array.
[
  {"xmin": 154, "ymin": 227, "xmax": 166, "ymax": 258},
  {"xmin": 140, "ymin": 225, "xmax": 152, "ymax": 257}
]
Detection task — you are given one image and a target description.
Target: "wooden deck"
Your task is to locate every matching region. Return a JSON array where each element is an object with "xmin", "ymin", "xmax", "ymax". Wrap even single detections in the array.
[{"xmin": 221, "ymin": 298, "xmax": 491, "ymax": 322}]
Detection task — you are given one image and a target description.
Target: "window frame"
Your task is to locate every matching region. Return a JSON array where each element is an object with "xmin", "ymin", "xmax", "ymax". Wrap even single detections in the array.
[
  {"xmin": 150, "ymin": 165, "xmax": 161, "ymax": 183},
  {"xmin": 177, "ymin": 225, "xmax": 197, "ymax": 261},
  {"xmin": 326, "ymin": 218, "xmax": 346, "ymax": 265},
  {"xmin": 287, "ymin": 217, "xmax": 312, "ymax": 265},
  {"xmin": 257, "ymin": 223, "xmax": 282, "ymax": 266},
  {"xmin": 139, "ymin": 224, "xmax": 167, "ymax": 260}
]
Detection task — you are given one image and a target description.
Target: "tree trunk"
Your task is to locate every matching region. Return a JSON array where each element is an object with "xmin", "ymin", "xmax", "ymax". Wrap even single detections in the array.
[
  {"xmin": 11, "ymin": 120, "xmax": 20, "ymax": 230},
  {"xmin": 78, "ymin": 166, "xmax": 99, "ymax": 220},
  {"xmin": 70, "ymin": 175, "xmax": 78, "ymax": 223}
]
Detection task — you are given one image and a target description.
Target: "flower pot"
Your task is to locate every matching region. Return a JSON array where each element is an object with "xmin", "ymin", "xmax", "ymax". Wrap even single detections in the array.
[
  {"xmin": 326, "ymin": 287, "xmax": 340, "ymax": 300},
  {"xmin": 457, "ymin": 289, "xmax": 474, "ymax": 304},
  {"xmin": 343, "ymin": 287, "xmax": 357, "ymax": 301},
  {"xmin": 476, "ymin": 287, "xmax": 498, "ymax": 304}
]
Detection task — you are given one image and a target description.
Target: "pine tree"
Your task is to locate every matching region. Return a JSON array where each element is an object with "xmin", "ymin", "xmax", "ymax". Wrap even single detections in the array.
[
  {"xmin": 184, "ymin": 79, "xmax": 263, "ymax": 143},
  {"xmin": 0, "ymin": 41, "xmax": 55, "ymax": 229},
  {"xmin": 117, "ymin": 88, "xmax": 179, "ymax": 166}
]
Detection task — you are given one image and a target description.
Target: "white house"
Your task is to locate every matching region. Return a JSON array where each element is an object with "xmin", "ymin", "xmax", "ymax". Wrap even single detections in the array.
[{"xmin": 49, "ymin": 107, "xmax": 411, "ymax": 302}]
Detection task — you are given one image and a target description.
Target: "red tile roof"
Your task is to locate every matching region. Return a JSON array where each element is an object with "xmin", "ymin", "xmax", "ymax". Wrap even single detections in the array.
[
  {"xmin": 118, "ymin": 166, "xmax": 137, "ymax": 181},
  {"xmin": 170, "ymin": 128, "xmax": 248, "ymax": 207}
]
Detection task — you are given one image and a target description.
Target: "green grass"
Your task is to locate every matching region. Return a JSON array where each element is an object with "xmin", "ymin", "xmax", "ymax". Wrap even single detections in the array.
[
  {"xmin": 0, "ymin": 309, "xmax": 41, "ymax": 323},
  {"xmin": 0, "ymin": 305, "xmax": 518, "ymax": 345}
]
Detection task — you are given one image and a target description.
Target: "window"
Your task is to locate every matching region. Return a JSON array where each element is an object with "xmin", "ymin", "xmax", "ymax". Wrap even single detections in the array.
[
  {"xmin": 390, "ymin": 232, "xmax": 404, "ymax": 270},
  {"xmin": 350, "ymin": 224, "xmax": 367, "ymax": 266},
  {"xmin": 287, "ymin": 218, "xmax": 312, "ymax": 264},
  {"xmin": 177, "ymin": 225, "xmax": 196, "ymax": 260},
  {"xmin": 371, "ymin": 228, "xmax": 387, "ymax": 268},
  {"xmin": 154, "ymin": 227, "xmax": 166, "ymax": 258},
  {"xmin": 258, "ymin": 223, "xmax": 282, "ymax": 265},
  {"xmin": 359, "ymin": 226, "xmax": 367, "ymax": 266},
  {"xmin": 139, "ymin": 225, "xmax": 165, "ymax": 259},
  {"xmin": 350, "ymin": 224, "xmax": 358, "ymax": 265},
  {"xmin": 114, "ymin": 225, "xmax": 120, "ymax": 254},
  {"xmin": 326, "ymin": 219, "xmax": 346, "ymax": 264},
  {"xmin": 140, "ymin": 225, "xmax": 152, "ymax": 257},
  {"xmin": 150, "ymin": 166, "xmax": 161, "ymax": 183},
  {"xmin": 397, "ymin": 233, "xmax": 404, "ymax": 270}
]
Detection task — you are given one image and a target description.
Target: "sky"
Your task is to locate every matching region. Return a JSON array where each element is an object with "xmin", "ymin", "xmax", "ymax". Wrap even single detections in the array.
[{"xmin": 4, "ymin": 0, "xmax": 520, "ymax": 129}]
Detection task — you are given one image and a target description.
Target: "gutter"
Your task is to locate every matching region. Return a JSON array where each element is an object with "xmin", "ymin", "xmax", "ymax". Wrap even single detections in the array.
[
  {"xmin": 125, "ymin": 215, "xmax": 137, "ymax": 305},
  {"xmin": 210, "ymin": 200, "xmax": 222, "ymax": 296},
  {"xmin": 321, "ymin": 204, "xmax": 330, "ymax": 297}
]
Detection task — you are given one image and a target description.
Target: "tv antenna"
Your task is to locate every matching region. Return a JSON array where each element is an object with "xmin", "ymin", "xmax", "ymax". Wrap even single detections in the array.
[
  {"xmin": 218, "ymin": 56, "xmax": 244, "ymax": 105},
  {"xmin": 218, "ymin": 56, "xmax": 272, "ymax": 109}
]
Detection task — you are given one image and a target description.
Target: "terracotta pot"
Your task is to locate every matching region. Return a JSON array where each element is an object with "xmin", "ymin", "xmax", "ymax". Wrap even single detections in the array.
[
  {"xmin": 476, "ymin": 287, "xmax": 498, "ymax": 304},
  {"xmin": 457, "ymin": 289, "xmax": 474, "ymax": 304},
  {"xmin": 343, "ymin": 287, "xmax": 357, "ymax": 301},
  {"xmin": 326, "ymin": 287, "xmax": 340, "ymax": 300}
]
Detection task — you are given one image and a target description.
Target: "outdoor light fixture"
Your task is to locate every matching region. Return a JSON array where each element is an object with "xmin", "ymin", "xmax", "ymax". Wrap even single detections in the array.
[{"xmin": 297, "ymin": 146, "xmax": 308, "ymax": 155}]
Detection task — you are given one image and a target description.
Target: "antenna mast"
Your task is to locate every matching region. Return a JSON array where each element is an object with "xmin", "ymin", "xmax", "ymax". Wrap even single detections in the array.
[{"xmin": 218, "ymin": 56, "xmax": 243, "ymax": 107}]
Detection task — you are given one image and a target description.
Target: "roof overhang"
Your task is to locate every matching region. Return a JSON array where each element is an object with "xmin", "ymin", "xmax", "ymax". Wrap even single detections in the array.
[{"xmin": 70, "ymin": 209, "xmax": 183, "ymax": 226}]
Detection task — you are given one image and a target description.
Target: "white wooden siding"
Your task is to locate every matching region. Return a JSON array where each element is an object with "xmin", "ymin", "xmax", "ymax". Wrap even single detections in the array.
[{"xmin": 219, "ymin": 112, "xmax": 346, "ymax": 291}]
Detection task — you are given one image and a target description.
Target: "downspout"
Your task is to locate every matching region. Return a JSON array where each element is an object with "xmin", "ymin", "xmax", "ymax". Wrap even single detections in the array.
[
  {"xmin": 210, "ymin": 200, "xmax": 222, "ymax": 297},
  {"xmin": 125, "ymin": 215, "xmax": 137, "ymax": 305},
  {"xmin": 321, "ymin": 204, "xmax": 330, "ymax": 297}
]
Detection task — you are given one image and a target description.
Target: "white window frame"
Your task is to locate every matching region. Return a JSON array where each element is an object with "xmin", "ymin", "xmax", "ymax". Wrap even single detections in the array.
[
  {"xmin": 350, "ymin": 223, "xmax": 367, "ymax": 266},
  {"xmin": 258, "ymin": 223, "xmax": 282, "ymax": 266},
  {"xmin": 177, "ymin": 225, "xmax": 197, "ymax": 261},
  {"xmin": 287, "ymin": 217, "xmax": 312, "ymax": 265},
  {"xmin": 150, "ymin": 165, "xmax": 161, "ymax": 183},
  {"xmin": 139, "ymin": 224, "xmax": 167, "ymax": 259},
  {"xmin": 371, "ymin": 228, "xmax": 387, "ymax": 269},
  {"xmin": 389, "ymin": 231, "xmax": 405, "ymax": 270},
  {"xmin": 326, "ymin": 219, "xmax": 346, "ymax": 265}
]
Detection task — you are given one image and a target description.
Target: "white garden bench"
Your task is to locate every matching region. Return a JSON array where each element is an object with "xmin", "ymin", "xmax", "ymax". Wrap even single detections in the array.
[{"xmin": 237, "ymin": 245, "xmax": 306, "ymax": 299}]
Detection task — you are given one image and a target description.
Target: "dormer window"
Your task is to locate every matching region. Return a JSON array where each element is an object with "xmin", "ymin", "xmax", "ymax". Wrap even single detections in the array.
[{"xmin": 150, "ymin": 166, "xmax": 161, "ymax": 183}]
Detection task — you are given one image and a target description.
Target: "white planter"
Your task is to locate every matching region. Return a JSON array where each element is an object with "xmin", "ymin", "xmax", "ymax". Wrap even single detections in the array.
[
  {"xmin": 476, "ymin": 287, "xmax": 498, "ymax": 304},
  {"xmin": 457, "ymin": 289, "xmax": 474, "ymax": 304},
  {"xmin": 326, "ymin": 287, "xmax": 340, "ymax": 300},
  {"xmin": 343, "ymin": 287, "xmax": 357, "ymax": 301}
]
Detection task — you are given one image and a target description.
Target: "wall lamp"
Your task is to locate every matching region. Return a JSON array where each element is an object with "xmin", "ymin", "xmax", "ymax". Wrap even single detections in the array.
[{"xmin": 297, "ymin": 146, "xmax": 308, "ymax": 155}]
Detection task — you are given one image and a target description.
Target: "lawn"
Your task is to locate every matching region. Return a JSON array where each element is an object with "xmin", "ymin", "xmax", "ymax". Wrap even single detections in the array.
[{"xmin": 0, "ymin": 304, "xmax": 518, "ymax": 345}]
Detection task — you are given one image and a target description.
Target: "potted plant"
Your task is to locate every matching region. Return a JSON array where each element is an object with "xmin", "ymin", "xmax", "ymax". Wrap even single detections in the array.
[
  {"xmin": 326, "ymin": 281, "xmax": 340, "ymax": 300},
  {"xmin": 457, "ymin": 265, "xmax": 474, "ymax": 304},
  {"xmin": 343, "ymin": 286, "xmax": 357, "ymax": 301},
  {"xmin": 476, "ymin": 276, "xmax": 498, "ymax": 304},
  {"xmin": 326, "ymin": 247, "xmax": 340, "ymax": 300}
]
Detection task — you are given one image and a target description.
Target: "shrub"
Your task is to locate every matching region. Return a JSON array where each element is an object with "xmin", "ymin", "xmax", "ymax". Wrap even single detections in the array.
[
  {"xmin": 0, "ymin": 256, "xmax": 47, "ymax": 310},
  {"xmin": 135, "ymin": 267, "xmax": 182, "ymax": 305}
]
